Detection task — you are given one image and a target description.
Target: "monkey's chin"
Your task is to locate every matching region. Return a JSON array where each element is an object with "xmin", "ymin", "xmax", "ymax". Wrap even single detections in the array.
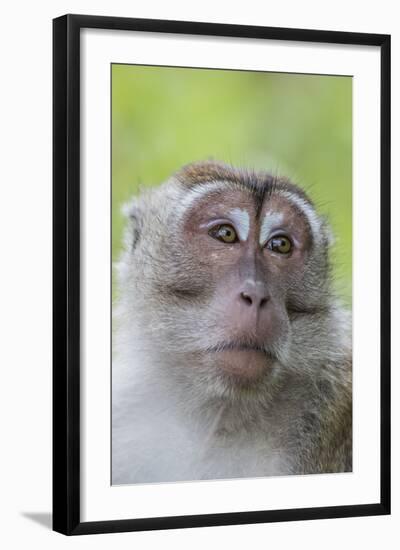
[{"xmin": 214, "ymin": 349, "xmax": 272, "ymax": 383}]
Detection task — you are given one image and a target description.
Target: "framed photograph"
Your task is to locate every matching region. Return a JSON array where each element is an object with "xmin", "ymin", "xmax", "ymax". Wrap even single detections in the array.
[{"xmin": 53, "ymin": 14, "xmax": 390, "ymax": 535}]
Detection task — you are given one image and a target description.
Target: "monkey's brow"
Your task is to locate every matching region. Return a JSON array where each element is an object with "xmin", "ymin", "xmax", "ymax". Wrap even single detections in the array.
[
  {"xmin": 176, "ymin": 178, "xmax": 310, "ymax": 225},
  {"xmin": 276, "ymin": 190, "xmax": 322, "ymax": 241},
  {"xmin": 175, "ymin": 161, "xmax": 313, "ymax": 204},
  {"xmin": 175, "ymin": 163, "xmax": 321, "ymax": 237}
]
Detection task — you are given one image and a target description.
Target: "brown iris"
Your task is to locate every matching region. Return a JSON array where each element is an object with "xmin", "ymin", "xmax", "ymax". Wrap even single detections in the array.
[
  {"xmin": 209, "ymin": 224, "xmax": 238, "ymax": 243},
  {"xmin": 267, "ymin": 235, "xmax": 292, "ymax": 254}
]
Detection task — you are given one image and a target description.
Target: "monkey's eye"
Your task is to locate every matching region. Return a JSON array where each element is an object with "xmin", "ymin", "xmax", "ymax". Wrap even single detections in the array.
[
  {"xmin": 266, "ymin": 235, "xmax": 292, "ymax": 254},
  {"xmin": 209, "ymin": 224, "xmax": 238, "ymax": 244}
]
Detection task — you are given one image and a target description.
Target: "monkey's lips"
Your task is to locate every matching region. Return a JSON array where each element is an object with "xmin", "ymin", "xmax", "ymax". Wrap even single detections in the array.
[{"xmin": 207, "ymin": 343, "xmax": 273, "ymax": 382}]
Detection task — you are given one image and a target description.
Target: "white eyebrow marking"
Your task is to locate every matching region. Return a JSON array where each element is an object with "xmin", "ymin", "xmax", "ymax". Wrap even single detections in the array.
[
  {"xmin": 229, "ymin": 208, "xmax": 250, "ymax": 241},
  {"xmin": 175, "ymin": 181, "xmax": 231, "ymax": 219},
  {"xmin": 278, "ymin": 190, "xmax": 322, "ymax": 242},
  {"xmin": 259, "ymin": 212, "xmax": 284, "ymax": 246}
]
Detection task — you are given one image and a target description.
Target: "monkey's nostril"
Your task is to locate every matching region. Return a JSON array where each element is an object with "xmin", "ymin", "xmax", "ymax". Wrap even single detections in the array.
[
  {"xmin": 239, "ymin": 290, "xmax": 269, "ymax": 308},
  {"xmin": 240, "ymin": 292, "xmax": 253, "ymax": 306}
]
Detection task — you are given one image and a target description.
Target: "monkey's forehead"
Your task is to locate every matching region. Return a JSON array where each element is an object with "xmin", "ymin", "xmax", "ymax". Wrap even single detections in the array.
[{"xmin": 174, "ymin": 161, "xmax": 312, "ymax": 206}]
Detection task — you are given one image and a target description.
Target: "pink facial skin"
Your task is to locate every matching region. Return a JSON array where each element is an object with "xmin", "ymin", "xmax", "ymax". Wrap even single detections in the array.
[{"xmin": 182, "ymin": 188, "xmax": 312, "ymax": 383}]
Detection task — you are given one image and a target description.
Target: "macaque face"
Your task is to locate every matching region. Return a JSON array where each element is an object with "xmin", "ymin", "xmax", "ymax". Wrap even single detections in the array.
[{"xmin": 160, "ymin": 185, "xmax": 316, "ymax": 385}]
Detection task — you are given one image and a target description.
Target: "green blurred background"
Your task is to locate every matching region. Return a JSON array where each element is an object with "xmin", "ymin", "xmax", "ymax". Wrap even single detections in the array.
[{"xmin": 112, "ymin": 65, "xmax": 352, "ymax": 304}]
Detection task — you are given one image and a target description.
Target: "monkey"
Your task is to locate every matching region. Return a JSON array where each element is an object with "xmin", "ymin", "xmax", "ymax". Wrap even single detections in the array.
[{"xmin": 112, "ymin": 160, "xmax": 352, "ymax": 485}]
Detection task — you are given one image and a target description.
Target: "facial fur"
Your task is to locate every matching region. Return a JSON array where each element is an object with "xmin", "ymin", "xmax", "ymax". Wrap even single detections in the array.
[{"xmin": 113, "ymin": 161, "xmax": 352, "ymax": 483}]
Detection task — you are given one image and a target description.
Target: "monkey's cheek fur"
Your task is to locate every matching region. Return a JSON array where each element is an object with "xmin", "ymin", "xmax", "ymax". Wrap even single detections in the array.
[{"xmin": 212, "ymin": 349, "xmax": 272, "ymax": 382}]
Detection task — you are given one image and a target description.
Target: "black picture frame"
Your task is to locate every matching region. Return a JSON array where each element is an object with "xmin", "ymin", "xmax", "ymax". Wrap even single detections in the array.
[{"xmin": 53, "ymin": 13, "xmax": 391, "ymax": 536}]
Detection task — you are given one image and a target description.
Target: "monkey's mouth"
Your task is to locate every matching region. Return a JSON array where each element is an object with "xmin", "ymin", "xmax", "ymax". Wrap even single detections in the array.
[
  {"xmin": 206, "ymin": 341, "xmax": 274, "ymax": 381},
  {"xmin": 207, "ymin": 342, "xmax": 267, "ymax": 354}
]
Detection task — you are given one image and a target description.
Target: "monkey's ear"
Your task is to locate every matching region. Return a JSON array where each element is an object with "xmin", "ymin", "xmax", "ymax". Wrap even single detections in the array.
[{"xmin": 122, "ymin": 200, "xmax": 143, "ymax": 249}]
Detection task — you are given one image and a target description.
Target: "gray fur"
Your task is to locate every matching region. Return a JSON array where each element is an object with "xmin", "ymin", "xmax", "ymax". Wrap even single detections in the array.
[{"xmin": 112, "ymin": 161, "xmax": 352, "ymax": 484}]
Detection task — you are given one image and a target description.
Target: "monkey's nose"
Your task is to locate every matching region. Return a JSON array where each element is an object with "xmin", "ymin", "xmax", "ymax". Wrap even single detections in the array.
[{"xmin": 239, "ymin": 283, "xmax": 269, "ymax": 309}]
